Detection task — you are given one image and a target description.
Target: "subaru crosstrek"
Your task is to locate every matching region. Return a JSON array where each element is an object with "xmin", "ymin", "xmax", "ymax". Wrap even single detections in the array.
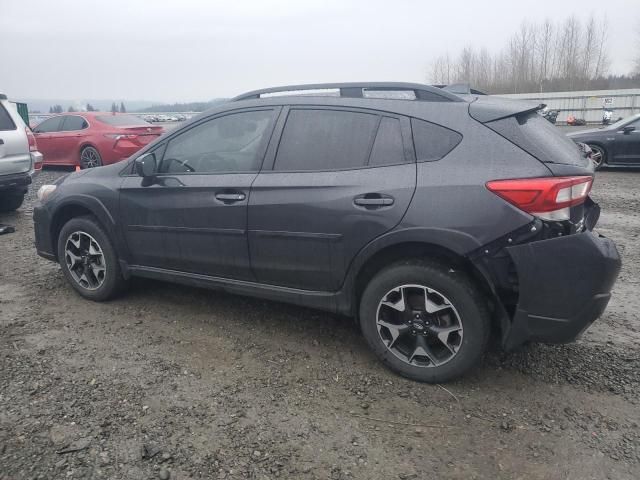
[{"xmin": 33, "ymin": 83, "xmax": 621, "ymax": 382}]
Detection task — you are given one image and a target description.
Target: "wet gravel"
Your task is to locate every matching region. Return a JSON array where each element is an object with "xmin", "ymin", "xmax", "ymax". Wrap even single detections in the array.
[{"xmin": 1, "ymin": 167, "xmax": 639, "ymax": 479}]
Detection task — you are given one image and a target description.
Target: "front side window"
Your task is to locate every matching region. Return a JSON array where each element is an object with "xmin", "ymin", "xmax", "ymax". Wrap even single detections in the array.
[
  {"xmin": 61, "ymin": 115, "xmax": 89, "ymax": 131},
  {"xmin": 160, "ymin": 110, "xmax": 275, "ymax": 173},
  {"xmin": 34, "ymin": 117, "xmax": 64, "ymax": 133},
  {"xmin": 274, "ymin": 109, "xmax": 379, "ymax": 171}
]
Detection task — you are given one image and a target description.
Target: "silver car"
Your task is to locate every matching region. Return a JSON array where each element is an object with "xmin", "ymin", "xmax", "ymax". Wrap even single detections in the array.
[{"xmin": 0, "ymin": 93, "xmax": 43, "ymax": 212}]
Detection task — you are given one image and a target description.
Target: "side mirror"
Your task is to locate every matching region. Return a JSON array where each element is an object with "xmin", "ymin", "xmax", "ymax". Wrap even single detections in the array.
[
  {"xmin": 135, "ymin": 152, "xmax": 157, "ymax": 178},
  {"xmin": 622, "ymin": 125, "xmax": 635, "ymax": 134}
]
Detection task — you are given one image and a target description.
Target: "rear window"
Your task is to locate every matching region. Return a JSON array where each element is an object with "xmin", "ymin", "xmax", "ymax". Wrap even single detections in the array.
[
  {"xmin": 274, "ymin": 109, "xmax": 378, "ymax": 171},
  {"xmin": 62, "ymin": 115, "xmax": 89, "ymax": 131},
  {"xmin": 0, "ymin": 104, "xmax": 16, "ymax": 131},
  {"xmin": 411, "ymin": 118, "xmax": 462, "ymax": 162},
  {"xmin": 487, "ymin": 112, "xmax": 585, "ymax": 166},
  {"xmin": 96, "ymin": 114, "xmax": 150, "ymax": 126}
]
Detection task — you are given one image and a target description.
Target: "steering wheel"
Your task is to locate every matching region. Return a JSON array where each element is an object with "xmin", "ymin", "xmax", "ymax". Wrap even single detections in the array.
[{"xmin": 162, "ymin": 157, "xmax": 195, "ymax": 173}]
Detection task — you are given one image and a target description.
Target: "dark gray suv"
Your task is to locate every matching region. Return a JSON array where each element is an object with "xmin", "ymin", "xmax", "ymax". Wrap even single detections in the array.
[{"xmin": 33, "ymin": 83, "xmax": 621, "ymax": 382}]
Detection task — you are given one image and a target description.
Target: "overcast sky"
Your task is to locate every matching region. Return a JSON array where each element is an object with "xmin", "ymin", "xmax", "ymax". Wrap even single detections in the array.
[{"xmin": 0, "ymin": 0, "xmax": 638, "ymax": 102}]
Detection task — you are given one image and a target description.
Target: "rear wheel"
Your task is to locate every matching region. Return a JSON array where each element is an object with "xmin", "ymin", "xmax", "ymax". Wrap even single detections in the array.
[
  {"xmin": 80, "ymin": 146, "xmax": 102, "ymax": 169},
  {"xmin": 0, "ymin": 192, "xmax": 25, "ymax": 212},
  {"xmin": 57, "ymin": 215, "xmax": 126, "ymax": 301},
  {"xmin": 588, "ymin": 144, "xmax": 606, "ymax": 170},
  {"xmin": 359, "ymin": 260, "xmax": 490, "ymax": 383}
]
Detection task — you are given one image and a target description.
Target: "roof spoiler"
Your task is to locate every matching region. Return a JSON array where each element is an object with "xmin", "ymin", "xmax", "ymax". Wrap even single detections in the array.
[{"xmin": 469, "ymin": 96, "xmax": 546, "ymax": 123}]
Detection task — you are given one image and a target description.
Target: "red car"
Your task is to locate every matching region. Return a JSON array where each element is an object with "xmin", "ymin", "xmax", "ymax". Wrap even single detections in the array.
[{"xmin": 32, "ymin": 112, "xmax": 164, "ymax": 168}]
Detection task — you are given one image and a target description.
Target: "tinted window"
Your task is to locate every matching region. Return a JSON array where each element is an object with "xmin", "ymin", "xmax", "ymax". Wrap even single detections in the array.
[
  {"xmin": 62, "ymin": 115, "xmax": 88, "ymax": 131},
  {"xmin": 369, "ymin": 117, "xmax": 406, "ymax": 166},
  {"xmin": 34, "ymin": 117, "xmax": 64, "ymax": 133},
  {"xmin": 96, "ymin": 114, "xmax": 150, "ymax": 126},
  {"xmin": 487, "ymin": 113, "xmax": 585, "ymax": 166},
  {"xmin": 274, "ymin": 109, "xmax": 378, "ymax": 171},
  {"xmin": 160, "ymin": 110, "xmax": 275, "ymax": 173},
  {"xmin": 0, "ymin": 104, "xmax": 16, "ymax": 131},
  {"xmin": 411, "ymin": 118, "xmax": 462, "ymax": 162}
]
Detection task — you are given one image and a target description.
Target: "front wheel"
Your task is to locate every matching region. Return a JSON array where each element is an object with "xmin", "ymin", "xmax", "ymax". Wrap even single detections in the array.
[
  {"xmin": 57, "ymin": 215, "xmax": 126, "ymax": 301},
  {"xmin": 359, "ymin": 260, "xmax": 490, "ymax": 383}
]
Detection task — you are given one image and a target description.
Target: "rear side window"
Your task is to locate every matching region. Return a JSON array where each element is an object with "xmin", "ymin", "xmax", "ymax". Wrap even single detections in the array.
[
  {"xmin": 34, "ymin": 117, "xmax": 64, "ymax": 133},
  {"xmin": 274, "ymin": 109, "xmax": 378, "ymax": 171},
  {"xmin": 0, "ymin": 104, "xmax": 16, "ymax": 131},
  {"xmin": 62, "ymin": 116, "xmax": 89, "ymax": 131},
  {"xmin": 369, "ymin": 117, "xmax": 406, "ymax": 166},
  {"xmin": 411, "ymin": 118, "xmax": 462, "ymax": 162},
  {"xmin": 487, "ymin": 112, "xmax": 584, "ymax": 166},
  {"xmin": 96, "ymin": 114, "xmax": 150, "ymax": 126}
]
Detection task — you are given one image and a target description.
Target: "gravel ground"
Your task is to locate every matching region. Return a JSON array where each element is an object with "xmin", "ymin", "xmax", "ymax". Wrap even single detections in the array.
[{"xmin": 1, "ymin": 167, "xmax": 639, "ymax": 480}]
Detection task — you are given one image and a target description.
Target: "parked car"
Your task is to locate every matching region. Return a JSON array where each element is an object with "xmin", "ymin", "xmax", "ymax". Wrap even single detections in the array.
[
  {"xmin": 33, "ymin": 82, "xmax": 621, "ymax": 382},
  {"xmin": 567, "ymin": 113, "xmax": 640, "ymax": 169},
  {"xmin": 32, "ymin": 112, "xmax": 164, "ymax": 169},
  {"xmin": 0, "ymin": 93, "xmax": 43, "ymax": 212}
]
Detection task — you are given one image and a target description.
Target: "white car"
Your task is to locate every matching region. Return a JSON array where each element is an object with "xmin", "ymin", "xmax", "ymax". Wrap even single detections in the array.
[{"xmin": 0, "ymin": 93, "xmax": 43, "ymax": 212}]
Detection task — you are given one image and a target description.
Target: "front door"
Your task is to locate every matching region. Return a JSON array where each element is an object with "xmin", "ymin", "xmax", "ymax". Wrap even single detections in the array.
[
  {"xmin": 248, "ymin": 107, "xmax": 417, "ymax": 291},
  {"xmin": 33, "ymin": 116, "xmax": 65, "ymax": 164},
  {"xmin": 119, "ymin": 108, "xmax": 279, "ymax": 279},
  {"xmin": 612, "ymin": 118, "xmax": 640, "ymax": 164}
]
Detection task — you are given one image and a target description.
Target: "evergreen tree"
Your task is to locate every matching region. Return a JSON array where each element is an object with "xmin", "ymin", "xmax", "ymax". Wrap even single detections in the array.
[
  {"xmin": 49, "ymin": 106, "xmax": 54, "ymax": 113},
  {"xmin": 119, "ymin": 102, "xmax": 126, "ymax": 113},
  {"xmin": 86, "ymin": 103, "xmax": 95, "ymax": 112},
  {"xmin": 111, "ymin": 102, "xmax": 118, "ymax": 114},
  {"xmin": 68, "ymin": 106, "xmax": 76, "ymax": 112}
]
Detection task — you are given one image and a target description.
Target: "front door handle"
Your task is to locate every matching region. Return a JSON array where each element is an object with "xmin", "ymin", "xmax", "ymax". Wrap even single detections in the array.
[{"xmin": 215, "ymin": 192, "xmax": 246, "ymax": 203}]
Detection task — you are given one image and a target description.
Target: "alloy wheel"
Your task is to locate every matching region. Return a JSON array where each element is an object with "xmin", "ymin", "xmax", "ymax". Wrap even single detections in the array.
[
  {"xmin": 80, "ymin": 148, "xmax": 101, "ymax": 169},
  {"xmin": 589, "ymin": 145, "xmax": 604, "ymax": 169},
  {"xmin": 376, "ymin": 284, "xmax": 463, "ymax": 367},
  {"xmin": 64, "ymin": 231, "xmax": 107, "ymax": 290}
]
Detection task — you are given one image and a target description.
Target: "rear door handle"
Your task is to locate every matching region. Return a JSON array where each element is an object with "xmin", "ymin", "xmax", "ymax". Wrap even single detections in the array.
[
  {"xmin": 354, "ymin": 195, "xmax": 394, "ymax": 207},
  {"xmin": 215, "ymin": 192, "xmax": 246, "ymax": 203}
]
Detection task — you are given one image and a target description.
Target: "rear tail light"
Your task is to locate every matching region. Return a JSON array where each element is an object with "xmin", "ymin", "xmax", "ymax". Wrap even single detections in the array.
[
  {"xmin": 26, "ymin": 127, "xmax": 38, "ymax": 152},
  {"xmin": 486, "ymin": 176, "xmax": 593, "ymax": 221},
  {"xmin": 104, "ymin": 133, "xmax": 138, "ymax": 140},
  {"xmin": 26, "ymin": 127, "xmax": 43, "ymax": 171}
]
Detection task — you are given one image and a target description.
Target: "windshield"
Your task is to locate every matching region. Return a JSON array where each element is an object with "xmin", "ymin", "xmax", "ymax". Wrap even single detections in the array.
[{"xmin": 96, "ymin": 114, "xmax": 150, "ymax": 126}]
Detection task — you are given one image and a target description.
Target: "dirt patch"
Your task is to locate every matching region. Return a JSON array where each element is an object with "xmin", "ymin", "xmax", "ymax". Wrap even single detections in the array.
[{"xmin": 1, "ymin": 169, "xmax": 638, "ymax": 479}]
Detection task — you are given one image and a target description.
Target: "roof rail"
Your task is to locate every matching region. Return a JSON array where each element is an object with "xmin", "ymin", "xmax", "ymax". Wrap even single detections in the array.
[
  {"xmin": 433, "ymin": 84, "xmax": 488, "ymax": 96},
  {"xmin": 231, "ymin": 82, "xmax": 465, "ymax": 102}
]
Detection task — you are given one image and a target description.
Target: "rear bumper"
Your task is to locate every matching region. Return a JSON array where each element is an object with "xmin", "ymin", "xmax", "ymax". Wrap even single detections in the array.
[
  {"xmin": 502, "ymin": 230, "xmax": 621, "ymax": 349},
  {"xmin": 0, "ymin": 171, "xmax": 31, "ymax": 192}
]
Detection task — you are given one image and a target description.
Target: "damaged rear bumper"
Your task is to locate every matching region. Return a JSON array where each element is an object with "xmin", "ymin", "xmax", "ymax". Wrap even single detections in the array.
[
  {"xmin": 503, "ymin": 230, "xmax": 620, "ymax": 349},
  {"xmin": 473, "ymin": 225, "xmax": 621, "ymax": 350}
]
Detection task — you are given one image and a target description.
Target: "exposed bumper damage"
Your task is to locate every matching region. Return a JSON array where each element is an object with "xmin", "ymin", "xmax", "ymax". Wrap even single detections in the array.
[{"xmin": 472, "ymin": 199, "xmax": 621, "ymax": 350}]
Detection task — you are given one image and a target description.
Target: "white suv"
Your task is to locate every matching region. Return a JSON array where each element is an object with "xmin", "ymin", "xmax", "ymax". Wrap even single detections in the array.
[{"xmin": 0, "ymin": 93, "xmax": 43, "ymax": 212}]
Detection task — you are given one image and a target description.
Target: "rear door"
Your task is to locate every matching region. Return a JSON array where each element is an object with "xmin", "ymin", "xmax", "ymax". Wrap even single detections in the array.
[
  {"xmin": 248, "ymin": 107, "xmax": 416, "ymax": 291},
  {"xmin": 33, "ymin": 116, "xmax": 65, "ymax": 164}
]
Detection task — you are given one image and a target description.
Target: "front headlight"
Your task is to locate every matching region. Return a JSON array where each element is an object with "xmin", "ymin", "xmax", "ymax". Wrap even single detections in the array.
[{"xmin": 37, "ymin": 184, "xmax": 57, "ymax": 203}]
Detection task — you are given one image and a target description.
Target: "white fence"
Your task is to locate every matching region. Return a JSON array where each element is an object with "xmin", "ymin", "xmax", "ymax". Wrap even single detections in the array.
[{"xmin": 497, "ymin": 89, "xmax": 640, "ymax": 124}]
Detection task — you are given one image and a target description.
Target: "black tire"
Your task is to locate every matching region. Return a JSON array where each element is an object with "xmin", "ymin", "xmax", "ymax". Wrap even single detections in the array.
[
  {"xmin": 0, "ymin": 193, "xmax": 25, "ymax": 212},
  {"xmin": 57, "ymin": 215, "xmax": 126, "ymax": 301},
  {"xmin": 359, "ymin": 259, "xmax": 490, "ymax": 383},
  {"xmin": 588, "ymin": 144, "xmax": 606, "ymax": 170},
  {"xmin": 79, "ymin": 146, "xmax": 103, "ymax": 169}
]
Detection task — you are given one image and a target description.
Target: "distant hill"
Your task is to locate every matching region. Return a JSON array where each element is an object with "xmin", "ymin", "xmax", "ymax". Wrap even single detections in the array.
[{"xmin": 138, "ymin": 99, "xmax": 228, "ymax": 113}]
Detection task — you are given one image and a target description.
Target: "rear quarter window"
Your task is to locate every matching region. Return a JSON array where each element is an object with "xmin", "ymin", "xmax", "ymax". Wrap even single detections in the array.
[
  {"xmin": 487, "ymin": 112, "xmax": 586, "ymax": 166},
  {"xmin": 0, "ymin": 104, "xmax": 16, "ymax": 131},
  {"xmin": 411, "ymin": 118, "xmax": 462, "ymax": 162}
]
